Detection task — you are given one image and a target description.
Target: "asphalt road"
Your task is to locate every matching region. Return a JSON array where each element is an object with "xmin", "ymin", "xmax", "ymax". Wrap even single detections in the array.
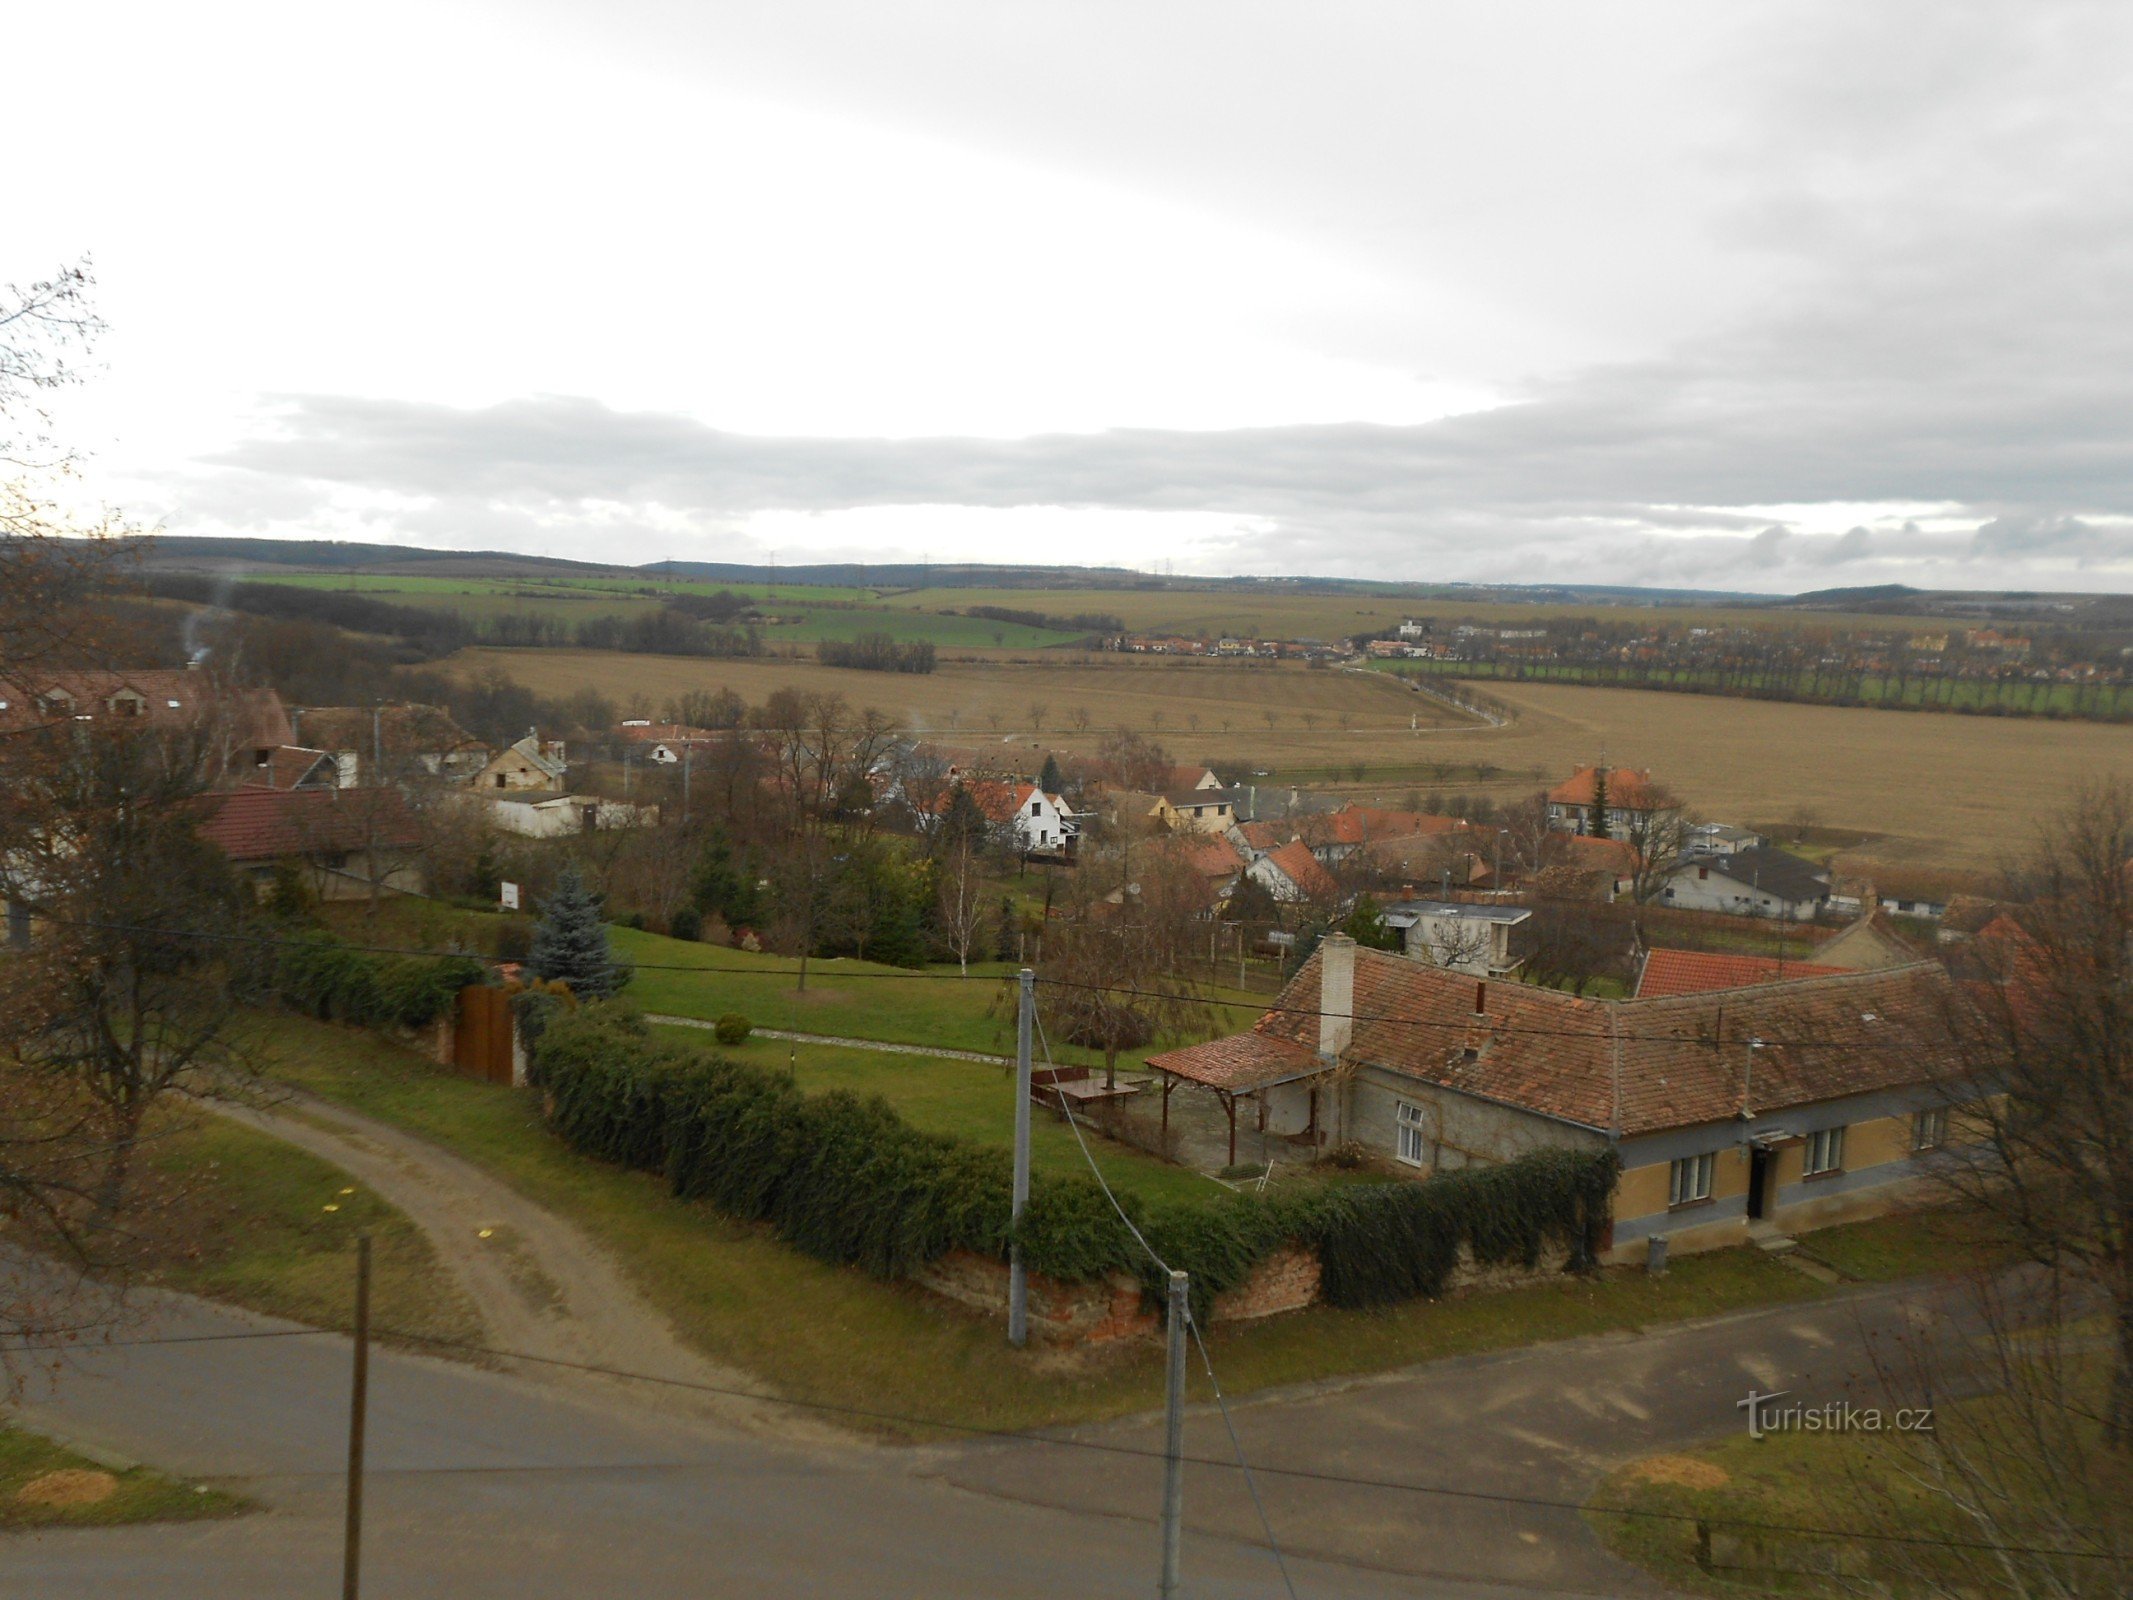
[{"xmin": 1, "ymin": 1268, "xmax": 1963, "ymax": 1599}]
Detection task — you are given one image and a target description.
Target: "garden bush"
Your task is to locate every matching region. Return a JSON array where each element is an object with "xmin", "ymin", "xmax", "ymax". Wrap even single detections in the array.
[
  {"xmin": 669, "ymin": 906, "xmax": 704, "ymax": 943},
  {"xmin": 529, "ymin": 1007, "xmax": 1618, "ymax": 1317},
  {"xmin": 712, "ymin": 1012, "xmax": 751, "ymax": 1045},
  {"xmin": 274, "ymin": 932, "xmax": 487, "ymax": 1031}
]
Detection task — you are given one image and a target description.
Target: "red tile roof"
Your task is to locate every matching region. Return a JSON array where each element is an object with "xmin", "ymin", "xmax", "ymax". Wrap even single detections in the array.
[
  {"xmin": 1545, "ymin": 764, "xmax": 1670, "ymax": 810},
  {"xmin": 1158, "ymin": 833, "xmax": 1246, "ymax": 880},
  {"xmin": 1260, "ymin": 839, "xmax": 1339, "ymax": 901},
  {"xmin": 1146, "ymin": 1031, "xmax": 1325, "ymax": 1092},
  {"xmin": 1634, "ymin": 947, "xmax": 1846, "ymax": 999},
  {"xmin": 1237, "ymin": 820, "xmax": 1290, "ymax": 851},
  {"xmin": 1181, "ymin": 947, "xmax": 1962, "ymax": 1136},
  {"xmin": 193, "ymin": 786, "xmax": 423, "ymax": 863}
]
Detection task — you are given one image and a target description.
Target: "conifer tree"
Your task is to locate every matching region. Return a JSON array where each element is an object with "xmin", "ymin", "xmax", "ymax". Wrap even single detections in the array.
[
  {"xmin": 1037, "ymin": 753, "xmax": 1064, "ymax": 796},
  {"xmin": 528, "ymin": 864, "xmax": 632, "ymax": 999},
  {"xmin": 1588, "ymin": 765, "xmax": 1610, "ymax": 839}
]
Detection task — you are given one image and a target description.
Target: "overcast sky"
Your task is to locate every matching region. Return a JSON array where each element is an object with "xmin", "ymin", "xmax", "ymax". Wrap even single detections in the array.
[{"xmin": 13, "ymin": 1, "xmax": 2133, "ymax": 592}]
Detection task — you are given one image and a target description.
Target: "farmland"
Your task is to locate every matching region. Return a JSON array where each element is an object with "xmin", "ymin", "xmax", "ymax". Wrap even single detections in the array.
[
  {"xmin": 445, "ymin": 645, "xmax": 1463, "ymax": 740},
  {"xmin": 454, "ymin": 645, "xmax": 2131, "ymax": 868}
]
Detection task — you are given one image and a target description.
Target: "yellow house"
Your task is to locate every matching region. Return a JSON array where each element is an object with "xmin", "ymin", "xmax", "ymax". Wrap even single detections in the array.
[{"xmin": 1149, "ymin": 937, "xmax": 1971, "ymax": 1261}]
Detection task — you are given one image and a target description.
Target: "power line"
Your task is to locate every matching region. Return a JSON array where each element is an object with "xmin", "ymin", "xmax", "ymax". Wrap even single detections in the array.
[{"xmin": 22, "ymin": 1314, "xmax": 2118, "ymax": 1564}]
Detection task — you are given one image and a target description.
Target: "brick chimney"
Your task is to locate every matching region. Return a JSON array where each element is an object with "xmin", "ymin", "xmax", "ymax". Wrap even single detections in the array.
[{"xmin": 1319, "ymin": 933, "xmax": 1356, "ymax": 1061}]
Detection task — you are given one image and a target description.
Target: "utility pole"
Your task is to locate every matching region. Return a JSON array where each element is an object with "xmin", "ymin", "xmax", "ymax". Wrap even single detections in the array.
[
  {"xmin": 1008, "ymin": 968, "xmax": 1034, "ymax": 1346},
  {"xmin": 342, "ymin": 1234, "xmax": 372, "ymax": 1600},
  {"xmin": 682, "ymin": 742, "xmax": 693, "ymax": 824},
  {"xmin": 1158, "ymin": 1269, "xmax": 1189, "ymax": 1597},
  {"xmin": 367, "ymin": 701, "xmax": 383, "ymax": 914}
]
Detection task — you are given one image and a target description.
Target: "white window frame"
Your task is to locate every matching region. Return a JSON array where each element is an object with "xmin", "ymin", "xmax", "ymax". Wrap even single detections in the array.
[
  {"xmin": 1912, "ymin": 1107, "xmax": 1948, "ymax": 1151},
  {"xmin": 1668, "ymin": 1152, "xmax": 1715, "ymax": 1207},
  {"xmin": 1394, "ymin": 1100, "xmax": 1428, "ymax": 1167},
  {"xmin": 1804, "ymin": 1125, "xmax": 1846, "ymax": 1176}
]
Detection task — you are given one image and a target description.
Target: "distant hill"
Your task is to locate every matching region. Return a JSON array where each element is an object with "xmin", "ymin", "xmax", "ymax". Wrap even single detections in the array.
[{"xmin": 136, "ymin": 536, "xmax": 623, "ymax": 579}]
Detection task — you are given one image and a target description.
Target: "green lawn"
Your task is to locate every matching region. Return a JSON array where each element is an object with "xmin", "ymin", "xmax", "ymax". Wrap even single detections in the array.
[
  {"xmin": 613, "ymin": 925, "xmax": 1262, "ymax": 1064},
  {"xmin": 133, "ymin": 1106, "xmax": 480, "ymax": 1347},
  {"xmin": 1790, "ymin": 1206, "xmax": 2010, "ymax": 1283},
  {"xmin": 0, "ymin": 1424, "xmax": 246, "ymax": 1530},
  {"xmin": 246, "ymin": 1008, "xmax": 1960, "ymax": 1438},
  {"xmin": 651, "ymin": 1028, "xmax": 1219, "ymax": 1207}
]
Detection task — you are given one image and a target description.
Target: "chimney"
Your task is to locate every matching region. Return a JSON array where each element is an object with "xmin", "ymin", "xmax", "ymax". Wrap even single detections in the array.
[
  {"xmin": 1474, "ymin": 979, "xmax": 1487, "ymax": 1019},
  {"xmin": 1318, "ymin": 933, "xmax": 1356, "ymax": 1060}
]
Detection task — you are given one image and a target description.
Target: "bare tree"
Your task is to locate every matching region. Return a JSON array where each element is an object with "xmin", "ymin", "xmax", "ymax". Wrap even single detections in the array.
[
  {"xmin": 1936, "ymin": 780, "xmax": 2133, "ymax": 1447},
  {"xmin": 1068, "ymin": 704, "xmax": 1092, "ymax": 735},
  {"xmin": 1039, "ymin": 845, "xmax": 1209, "ymax": 1089},
  {"xmin": 1620, "ymin": 784, "xmax": 1692, "ymax": 905},
  {"xmin": 1027, "ymin": 702, "xmax": 1048, "ymax": 734},
  {"xmin": 936, "ymin": 835, "xmax": 988, "ymax": 975}
]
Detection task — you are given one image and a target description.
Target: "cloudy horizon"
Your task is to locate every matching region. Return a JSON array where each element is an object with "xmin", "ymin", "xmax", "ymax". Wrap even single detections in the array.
[{"xmin": 14, "ymin": 1, "xmax": 2133, "ymax": 593}]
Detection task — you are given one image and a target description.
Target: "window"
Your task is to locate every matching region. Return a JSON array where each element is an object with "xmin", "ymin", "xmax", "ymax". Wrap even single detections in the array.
[
  {"xmin": 1913, "ymin": 1107, "xmax": 1948, "ymax": 1151},
  {"xmin": 1669, "ymin": 1152, "xmax": 1714, "ymax": 1207},
  {"xmin": 1395, "ymin": 1101, "xmax": 1427, "ymax": 1167},
  {"xmin": 1030, "ymin": 800, "xmax": 1041, "ymax": 816},
  {"xmin": 1804, "ymin": 1126, "xmax": 1846, "ymax": 1176}
]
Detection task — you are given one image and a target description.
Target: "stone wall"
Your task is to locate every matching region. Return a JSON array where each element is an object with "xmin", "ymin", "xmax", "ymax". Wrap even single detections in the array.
[{"xmin": 913, "ymin": 1238, "xmax": 1570, "ymax": 1345}]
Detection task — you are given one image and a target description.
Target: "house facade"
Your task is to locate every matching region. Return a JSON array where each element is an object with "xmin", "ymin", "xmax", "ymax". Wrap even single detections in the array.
[
  {"xmin": 1247, "ymin": 839, "xmax": 1339, "ymax": 904},
  {"xmin": 471, "ymin": 732, "xmax": 568, "ymax": 792},
  {"xmin": 1147, "ymin": 937, "xmax": 1969, "ymax": 1262},
  {"xmin": 1380, "ymin": 900, "xmax": 1530, "ymax": 976},
  {"xmin": 1544, "ymin": 764, "xmax": 1678, "ymax": 838},
  {"xmin": 1656, "ymin": 846, "xmax": 1831, "ymax": 921}
]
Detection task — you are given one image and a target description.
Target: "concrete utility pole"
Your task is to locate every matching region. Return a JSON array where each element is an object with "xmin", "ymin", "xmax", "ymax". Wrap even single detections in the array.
[
  {"xmin": 342, "ymin": 1234, "xmax": 373, "ymax": 1600},
  {"xmin": 682, "ymin": 742, "xmax": 693, "ymax": 824},
  {"xmin": 1159, "ymin": 1269, "xmax": 1189, "ymax": 1597},
  {"xmin": 1009, "ymin": 969, "xmax": 1034, "ymax": 1346}
]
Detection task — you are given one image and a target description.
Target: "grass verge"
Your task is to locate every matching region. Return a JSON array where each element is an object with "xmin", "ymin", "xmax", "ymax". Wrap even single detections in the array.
[
  {"xmin": 0, "ymin": 1424, "xmax": 246, "ymax": 1531},
  {"xmin": 125, "ymin": 1104, "xmax": 479, "ymax": 1347},
  {"xmin": 243, "ymin": 1007, "xmax": 1977, "ymax": 1438}
]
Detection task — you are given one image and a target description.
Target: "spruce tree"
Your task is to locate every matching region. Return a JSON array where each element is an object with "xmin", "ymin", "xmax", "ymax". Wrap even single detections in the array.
[
  {"xmin": 1037, "ymin": 753, "xmax": 1064, "ymax": 796},
  {"xmin": 527, "ymin": 864, "xmax": 632, "ymax": 999},
  {"xmin": 1588, "ymin": 766, "xmax": 1610, "ymax": 839}
]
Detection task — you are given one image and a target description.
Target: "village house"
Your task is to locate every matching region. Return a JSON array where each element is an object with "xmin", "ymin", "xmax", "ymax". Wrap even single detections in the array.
[
  {"xmin": 1163, "ymin": 787, "xmax": 1236, "ymax": 834},
  {"xmin": 471, "ymin": 731, "xmax": 569, "ymax": 792},
  {"xmin": 0, "ymin": 669, "xmax": 295, "ymax": 785},
  {"xmin": 1380, "ymin": 899, "xmax": 1531, "ymax": 976},
  {"xmin": 1655, "ymin": 845, "xmax": 1831, "ymax": 922},
  {"xmin": 1147, "ymin": 936, "xmax": 1971, "ymax": 1255},
  {"xmin": 932, "ymin": 778, "xmax": 1075, "ymax": 855},
  {"xmin": 1247, "ymin": 839, "xmax": 1340, "ymax": 904},
  {"xmin": 193, "ymin": 785, "xmax": 427, "ymax": 899},
  {"xmin": 1682, "ymin": 823, "xmax": 1763, "ymax": 857},
  {"xmin": 289, "ymin": 702, "xmax": 487, "ymax": 786},
  {"xmin": 1544, "ymin": 764, "xmax": 1679, "ymax": 838}
]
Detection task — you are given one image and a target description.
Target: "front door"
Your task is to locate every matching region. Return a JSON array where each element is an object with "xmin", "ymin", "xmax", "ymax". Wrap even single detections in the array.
[{"xmin": 1746, "ymin": 1145, "xmax": 1770, "ymax": 1221}]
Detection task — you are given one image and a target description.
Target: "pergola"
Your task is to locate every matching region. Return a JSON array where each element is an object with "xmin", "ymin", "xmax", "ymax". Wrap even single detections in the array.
[{"xmin": 1144, "ymin": 1032, "xmax": 1330, "ymax": 1168}]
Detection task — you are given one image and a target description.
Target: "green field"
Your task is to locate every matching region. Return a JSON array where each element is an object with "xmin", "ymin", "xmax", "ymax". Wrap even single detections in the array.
[{"xmin": 242, "ymin": 571, "xmax": 1088, "ymax": 649}]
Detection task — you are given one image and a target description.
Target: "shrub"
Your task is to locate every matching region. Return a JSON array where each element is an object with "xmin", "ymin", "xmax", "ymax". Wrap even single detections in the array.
[
  {"xmin": 527, "ymin": 1008, "xmax": 1618, "ymax": 1316},
  {"xmin": 669, "ymin": 906, "xmax": 704, "ymax": 943},
  {"xmin": 274, "ymin": 932, "xmax": 486, "ymax": 1030},
  {"xmin": 712, "ymin": 1012, "xmax": 751, "ymax": 1046},
  {"xmin": 493, "ymin": 915, "xmax": 535, "ymax": 962}
]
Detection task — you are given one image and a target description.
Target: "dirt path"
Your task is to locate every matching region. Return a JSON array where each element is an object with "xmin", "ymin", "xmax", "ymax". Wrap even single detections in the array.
[{"xmin": 213, "ymin": 1093, "xmax": 794, "ymax": 1434}]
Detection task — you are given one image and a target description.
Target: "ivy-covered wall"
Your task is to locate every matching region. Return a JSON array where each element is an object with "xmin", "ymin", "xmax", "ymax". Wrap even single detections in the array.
[{"xmin": 530, "ymin": 1006, "xmax": 1620, "ymax": 1319}]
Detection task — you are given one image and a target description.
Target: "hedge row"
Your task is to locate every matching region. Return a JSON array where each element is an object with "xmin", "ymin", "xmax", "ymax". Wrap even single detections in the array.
[
  {"xmin": 275, "ymin": 932, "xmax": 488, "ymax": 1030},
  {"xmin": 531, "ymin": 1006, "xmax": 1618, "ymax": 1316}
]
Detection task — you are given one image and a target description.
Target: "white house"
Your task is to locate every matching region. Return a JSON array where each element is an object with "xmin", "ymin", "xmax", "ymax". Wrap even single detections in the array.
[
  {"xmin": 933, "ymin": 779, "xmax": 1076, "ymax": 855},
  {"xmin": 1380, "ymin": 900, "xmax": 1531, "ymax": 977},
  {"xmin": 482, "ymin": 791, "xmax": 656, "ymax": 837},
  {"xmin": 471, "ymin": 732, "xmax": 567, "ymax": 793},
  {"xmin": 1656, "ymin": 846, "xmax": 1831, "ymax": 922}
]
